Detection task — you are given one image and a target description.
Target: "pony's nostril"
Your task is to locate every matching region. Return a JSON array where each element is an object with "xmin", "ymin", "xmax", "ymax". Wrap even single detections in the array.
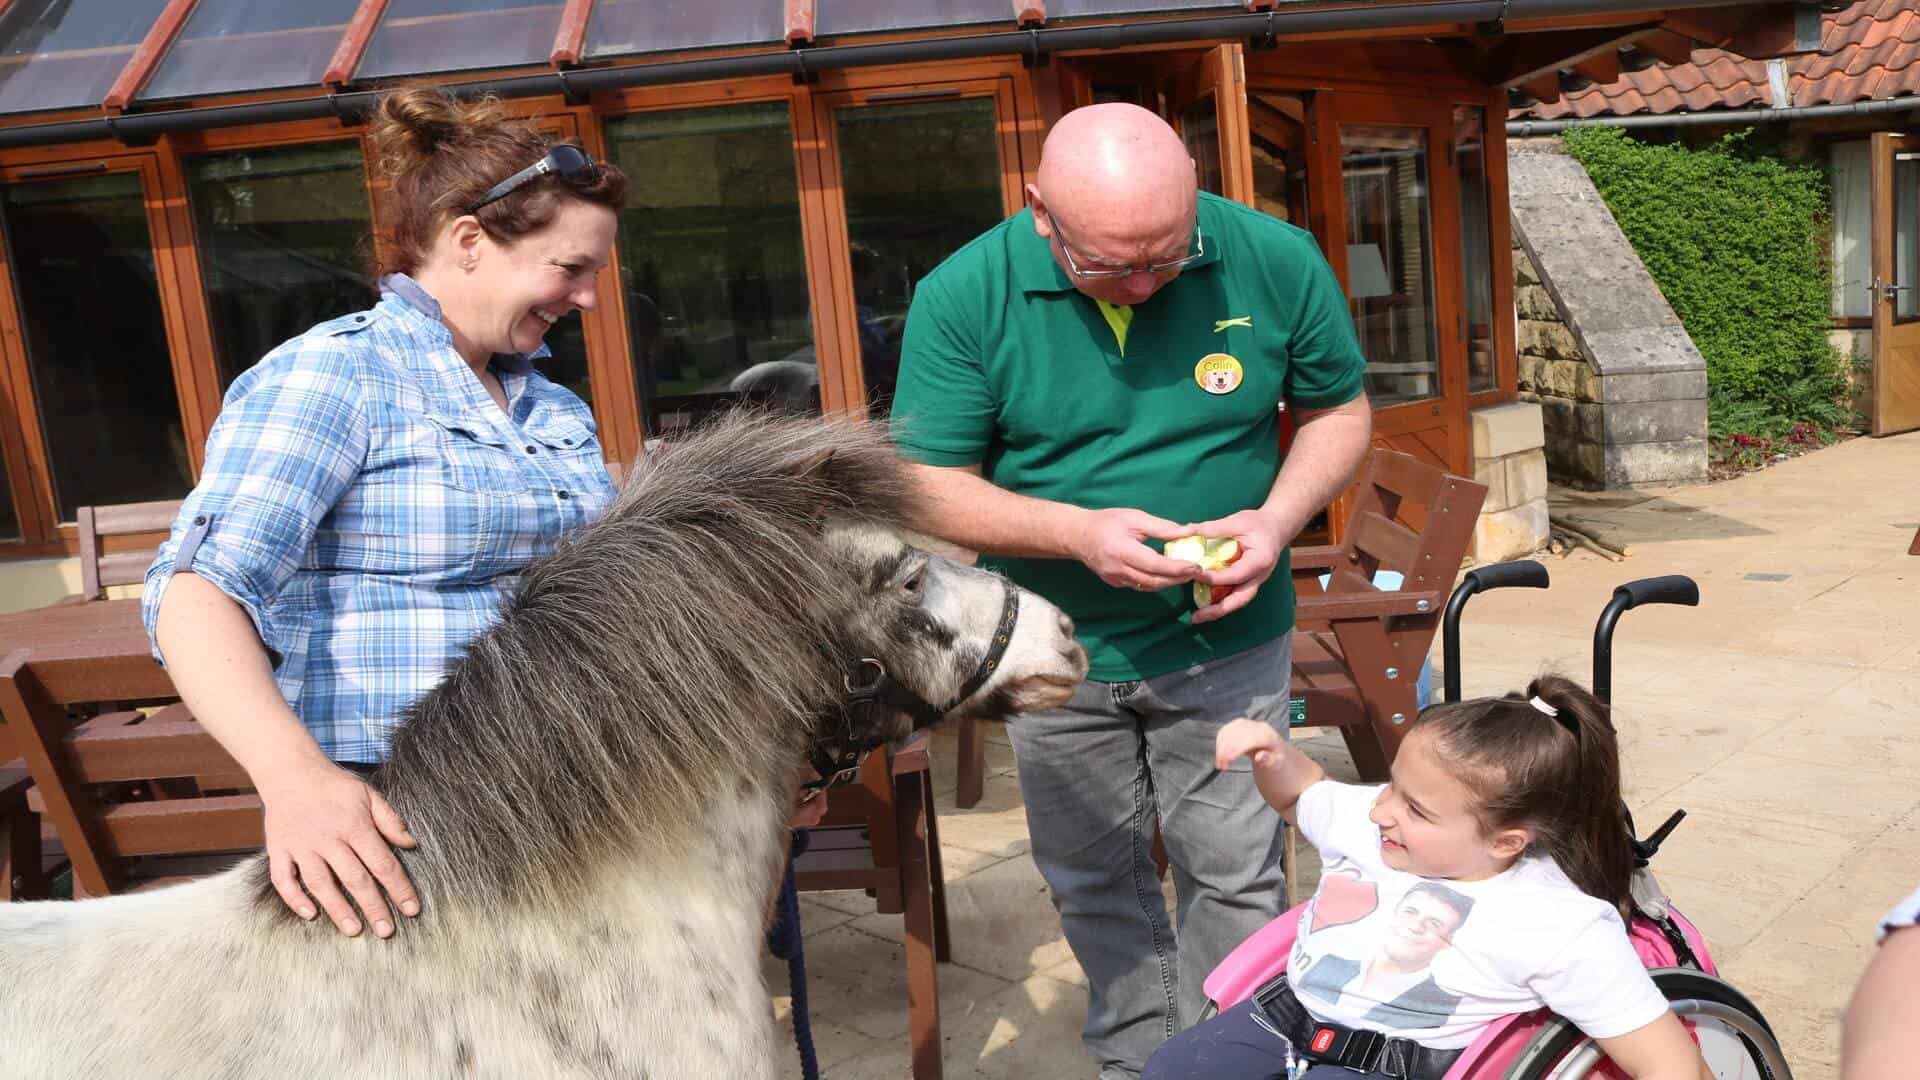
[{"xmin": 1057, "ymin": 612, "xmax": 1075, "ymax": 637}]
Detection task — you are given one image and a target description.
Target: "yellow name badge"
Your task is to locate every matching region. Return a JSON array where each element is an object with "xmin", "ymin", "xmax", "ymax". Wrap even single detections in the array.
[{"xmin": 1195, "ymin": 353, "xmax": 1244, "ymax": 395}]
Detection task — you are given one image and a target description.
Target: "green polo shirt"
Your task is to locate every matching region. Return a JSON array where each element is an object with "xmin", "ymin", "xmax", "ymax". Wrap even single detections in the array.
[{"xmin": 890, "ymin": 192, "xmax": 1365, "ymax": 681}]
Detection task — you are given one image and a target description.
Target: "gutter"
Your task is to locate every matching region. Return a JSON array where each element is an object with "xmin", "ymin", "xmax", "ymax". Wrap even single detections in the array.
[
  {"xmin": 1508, "ymin": 95, "xmax": 1920, "ymax": 135},
  {"xmin": 0, "ymin": 0, "xmax": 1769, "ymax": 150}
]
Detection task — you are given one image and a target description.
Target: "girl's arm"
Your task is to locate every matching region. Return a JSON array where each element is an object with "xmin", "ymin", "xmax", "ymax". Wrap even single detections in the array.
[
  {"xmin": 1214, "ymin": 717, "xmax": 1325, "ymax": 826},
  {"xmin": 1591, "ymin": 1011, "xmax": 1712, "ymax": 1080}
]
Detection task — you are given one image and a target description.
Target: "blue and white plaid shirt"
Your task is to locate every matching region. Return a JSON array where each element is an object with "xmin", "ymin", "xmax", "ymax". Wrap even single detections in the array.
[{"xmin": 143, "ymin": 274, "xmax": 614, "ymax": 764}]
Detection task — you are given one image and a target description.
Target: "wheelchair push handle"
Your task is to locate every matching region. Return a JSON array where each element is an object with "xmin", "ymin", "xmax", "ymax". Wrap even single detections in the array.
[
  {"xmin": 1592, "ymin": 575, "xmax": 1699, "ymax": 705},
  {"xmin": 1442, "ymin": 560, "xmax": 1551, "ymax": 703}
]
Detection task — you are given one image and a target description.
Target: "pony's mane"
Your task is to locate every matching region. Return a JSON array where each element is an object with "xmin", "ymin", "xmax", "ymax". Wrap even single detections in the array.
[{"xmin": 257, "ymin": 412, "xmax": 921, "ymax": 914}]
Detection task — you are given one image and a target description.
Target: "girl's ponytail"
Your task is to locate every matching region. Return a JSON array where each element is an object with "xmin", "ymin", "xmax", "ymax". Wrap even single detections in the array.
[{"xmin": 1528, "ymin": 675, "xmax": 1634, "ymax": 920}]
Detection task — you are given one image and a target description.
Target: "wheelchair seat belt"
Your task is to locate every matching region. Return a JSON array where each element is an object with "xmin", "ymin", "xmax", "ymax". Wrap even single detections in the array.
[{"xmin": 1252, "ymin": 975, "xmax": 1464, "ymax": 1080}]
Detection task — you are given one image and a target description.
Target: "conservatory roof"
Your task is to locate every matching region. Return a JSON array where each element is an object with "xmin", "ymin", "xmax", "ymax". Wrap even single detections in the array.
[{"xmin": 0, "ymin": 0, "xmax": 1256, "ymax": 119}]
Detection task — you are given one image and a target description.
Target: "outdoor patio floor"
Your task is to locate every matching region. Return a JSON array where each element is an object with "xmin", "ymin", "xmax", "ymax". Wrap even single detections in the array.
[{"xmin": 767, "ymin": 429, "xmax": 1920, "ymax": 1080}]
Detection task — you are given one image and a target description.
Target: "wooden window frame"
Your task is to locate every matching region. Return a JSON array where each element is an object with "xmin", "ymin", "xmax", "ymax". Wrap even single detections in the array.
[{"xmin": 0, "ymin": 151, "xmax": 204, "ymax": 555}]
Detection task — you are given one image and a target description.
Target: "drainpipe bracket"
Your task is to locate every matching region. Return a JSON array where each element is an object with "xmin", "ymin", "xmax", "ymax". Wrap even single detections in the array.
[
  {"xmin": 101, "ymin": 113, "xmax": 156, "ymax": 147},
  {"xmin": 789, "ymin": 40, "xmax": 819, "ymax": 85},
  {"xmin": 1247, "ymin": 10, "xmax": 1279, "ymax": 50},
  {"xmin": 1021, "ymin": 28, "xmax": 1050, "ymax": 67}
]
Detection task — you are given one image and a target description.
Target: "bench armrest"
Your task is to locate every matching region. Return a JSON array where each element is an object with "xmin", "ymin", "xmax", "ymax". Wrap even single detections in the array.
[{"xmin": 1294, "ymin": 590, "xmax": 1441, "ymax": 622}]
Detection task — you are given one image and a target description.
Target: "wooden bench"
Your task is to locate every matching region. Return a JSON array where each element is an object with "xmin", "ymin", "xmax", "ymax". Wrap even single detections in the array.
[
  {"xmin": 0, "ymin": 649, "xmax": 261, "ymax": 897},
  {"xmin": 794, "ymin": 730, "xmax": 950, "ymax": 1080},
  {"xmin": 1287, "ymin": 448, "xmax": 1486, "ymax": 779}
]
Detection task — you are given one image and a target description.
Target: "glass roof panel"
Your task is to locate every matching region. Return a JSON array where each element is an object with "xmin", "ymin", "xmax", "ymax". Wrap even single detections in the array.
[
  {"xmin": 1046, "ymin": 0, "xmax": 1241, "ymax": 15},
  {"xmin": 816, "ymin": 0, "xmax": 1012, "ymax": 37},
  {"xmin": 140, "ymin": 0, "xmax": 363, "ymax": 103},
  {"xmin": 356, "ymin": 0, "xmax": 562, "ymax": 81},
  {"xmin": 0, "ymin": 0, "xmax": 171, "ymax": 116},
  {"xmin": 585, "ymin": 0, "xmax": 784, "ymax": 61}
]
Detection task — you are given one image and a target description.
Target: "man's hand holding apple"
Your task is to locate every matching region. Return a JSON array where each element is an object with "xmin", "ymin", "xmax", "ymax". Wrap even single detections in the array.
[
  {"xmin": 1173, "ymin": 507, "xmax": 1293, "ymax": 625},
  {"xmin": 1069, "ymin": 507, "xmax": 1205, "ymax": 593}
]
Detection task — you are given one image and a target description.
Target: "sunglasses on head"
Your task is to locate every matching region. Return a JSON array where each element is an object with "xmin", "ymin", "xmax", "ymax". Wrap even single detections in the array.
[{"xmin": 465, "ymin": 144, "xmax": 597, "ymax": 215}]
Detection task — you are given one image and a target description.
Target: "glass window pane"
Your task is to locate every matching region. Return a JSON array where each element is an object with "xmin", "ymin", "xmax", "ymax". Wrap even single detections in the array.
[
  {"xmin": 1342, "ymin": 124, "xmax": 1439, "ymax": 407},
  {"xmin": 603, "ymin": 103, "xmax": 815, "ymax": 435},
  {"xmin": 818, "ymin": 0, "xmax": 1010, "ymax": 36},
  {"xmin": 186, "ymin": 141, "xmax": 378, "ymax": 390},
  {"xmin": 0, "ymin": 0, "xmax": 170, "ymax": 116},
  {"xmin": 1831, "ymin": 141, "xmax": 1871, "ymax": 319},
  {"xmin": 1896, "ymin": 155, "xmax": 1918, "ymax": 321},
  {"xmin": 1249, "ymin": 91, "xmax": 1310, "ymax": 226},
  {"xmin": 1453, "ymin": 106, "xmax": 1497, "ymax": 394},
  {"xmin": 835, "ymin": 96, "xmax": 1006, "ymax": 416},
  {"xmin": 140, "ymin": 0, "xmax": 361, "ymax": 102},
  {"xmin": 0, "ymin": 448, "xmax": 18, "ymax": 542},
  {"xmin": 2, "ymin": 171, "xmax": 192, "ymax": 520},
  {"xmin": 586, "ymin": 0, "xmax": 783, "ymax": 61},
  {"xmin": 1180, "ymin": 94, "xmax": 1223, "ymax": 196},
  {"xmin": 357, "ymin": 0, "xmax": 561, "ymax": 81}
]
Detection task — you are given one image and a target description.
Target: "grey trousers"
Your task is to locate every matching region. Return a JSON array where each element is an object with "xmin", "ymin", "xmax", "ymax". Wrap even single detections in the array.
[{"xmin": 1008, "ymin": 634, "xmax": 1294, "ymax": 1080}]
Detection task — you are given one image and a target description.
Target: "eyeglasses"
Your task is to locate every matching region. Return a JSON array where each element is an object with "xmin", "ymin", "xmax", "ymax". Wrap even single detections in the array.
[
  {"xmin": 466, "ymin": 144, "xmax": 598, "ymax": 215},
  {"xmin": 1054, "ymin": 219, "xmax": 1205, "ymax": 279}
]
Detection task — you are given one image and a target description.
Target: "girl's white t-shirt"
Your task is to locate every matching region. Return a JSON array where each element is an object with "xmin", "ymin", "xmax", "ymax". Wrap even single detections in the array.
[{"xmin": 1286, "ymin": 780, "xmax": 1670, "ymax": 1050}]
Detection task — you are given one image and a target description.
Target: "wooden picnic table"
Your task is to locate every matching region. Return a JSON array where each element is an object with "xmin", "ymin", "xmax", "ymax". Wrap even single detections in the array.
[{"xmin": 0, "ymin": 598, "xmax": 171, "ymax": 703}]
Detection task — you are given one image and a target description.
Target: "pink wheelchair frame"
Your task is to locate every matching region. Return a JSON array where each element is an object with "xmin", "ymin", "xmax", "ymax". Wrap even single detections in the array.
[{"xmin": 1194, "ymin": 567, "xmax": 1790, "ymax": 1079}]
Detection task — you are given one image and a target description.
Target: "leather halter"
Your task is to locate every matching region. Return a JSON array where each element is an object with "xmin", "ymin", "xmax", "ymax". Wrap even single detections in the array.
[{"xmin": 805, "ymin": 580, "xmax": 1021, "ymax": 792}]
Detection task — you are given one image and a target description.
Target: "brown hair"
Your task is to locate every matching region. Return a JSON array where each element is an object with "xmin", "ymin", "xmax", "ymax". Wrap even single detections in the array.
[
  {"xmin": 367, "ymin": 85, "xmax": 628, "ymax": 276},
  {"xmin": 1410, "ymin": 674, "xmax": 1635, "ymax": 919}
]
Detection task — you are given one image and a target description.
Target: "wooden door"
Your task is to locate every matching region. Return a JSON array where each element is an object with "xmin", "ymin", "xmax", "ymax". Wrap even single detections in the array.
[
  {"xmin": 1165, "ymin": 45, "xmax": 1255, "ymax": 206},
  {"xmin": 1871, "ymin": 132, "xmax": 1920, "ymax": 436},
  {"xmin": 1322, "ymin": 93, "xmax": 1469, "ymax": 476}
]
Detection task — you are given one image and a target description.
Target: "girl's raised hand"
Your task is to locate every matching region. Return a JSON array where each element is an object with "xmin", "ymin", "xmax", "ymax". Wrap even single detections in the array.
[{"xmin": 1215, "ymin": 716, "xmax": 1285, "ymax": 770}]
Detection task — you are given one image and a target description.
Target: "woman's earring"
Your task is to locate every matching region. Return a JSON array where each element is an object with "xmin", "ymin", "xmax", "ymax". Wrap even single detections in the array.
[{"xmin": 461, "ymin": 257, "xmax": 477, "ymax": 271}]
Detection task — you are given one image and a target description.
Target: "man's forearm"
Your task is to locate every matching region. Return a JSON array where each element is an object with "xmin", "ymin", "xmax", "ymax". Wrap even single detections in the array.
[
  {"xmin": 1260, "ymin": 394, "xmax": 1373, "ymax": 541},
  {"xmin": 907, "ymin": 464, "xmax": 1089, "ymax": 559}
]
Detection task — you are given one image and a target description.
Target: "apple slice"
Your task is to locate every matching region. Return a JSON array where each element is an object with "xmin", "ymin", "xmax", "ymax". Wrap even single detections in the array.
[{"xmin": 1165, "ymin": 535, "xmax": 1241, "ymax": 607}]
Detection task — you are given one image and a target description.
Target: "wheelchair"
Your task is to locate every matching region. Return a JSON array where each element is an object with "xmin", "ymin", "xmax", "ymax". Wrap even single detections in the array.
[{"xmin": 1199, "ymin": 565, "xmax": 1793, "ymax": 1080}]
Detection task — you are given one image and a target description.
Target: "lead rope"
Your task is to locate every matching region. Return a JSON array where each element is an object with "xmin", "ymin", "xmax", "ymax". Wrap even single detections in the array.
[{"xmin": 767, "ymin": 828, "xmax": 821, "ymax": 1080}]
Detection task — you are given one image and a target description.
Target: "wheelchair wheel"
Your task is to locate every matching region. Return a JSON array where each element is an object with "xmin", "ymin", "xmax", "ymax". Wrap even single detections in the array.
[{"xmin": 1503, "ymin": 970, "xmax": 1791, "ymax": 1080}]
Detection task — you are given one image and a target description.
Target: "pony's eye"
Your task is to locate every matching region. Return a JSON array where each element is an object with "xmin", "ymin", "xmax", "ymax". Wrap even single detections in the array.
[{"xmin": 900, "ymin": 561, "xmax": 927, "ymax": 596}]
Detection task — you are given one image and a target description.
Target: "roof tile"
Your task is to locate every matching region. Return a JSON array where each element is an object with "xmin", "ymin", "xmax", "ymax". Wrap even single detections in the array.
[{"xmin": 1509, "ymin": 1, "xmax": 1920, "ymax": 120}]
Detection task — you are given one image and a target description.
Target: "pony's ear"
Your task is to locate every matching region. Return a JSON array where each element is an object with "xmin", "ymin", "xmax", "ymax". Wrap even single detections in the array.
[{"xmin": 794, "ymin": 448, "xmax": 842, "ymax": 521}]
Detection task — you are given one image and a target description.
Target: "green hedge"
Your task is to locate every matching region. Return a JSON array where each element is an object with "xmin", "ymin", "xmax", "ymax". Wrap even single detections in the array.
[{"xmin": 1561, "ymin": 126, "xmax": 1847, "ymax": 436}]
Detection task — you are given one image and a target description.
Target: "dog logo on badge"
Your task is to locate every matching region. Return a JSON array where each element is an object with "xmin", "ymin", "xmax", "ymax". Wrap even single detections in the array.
[{"xmin": 1195, "ymin": 353, "xmax": 1243, "ymax": 395}]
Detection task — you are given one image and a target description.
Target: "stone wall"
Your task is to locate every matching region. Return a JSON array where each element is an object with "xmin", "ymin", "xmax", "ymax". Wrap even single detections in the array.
[
  {"xmin": 1470, "ymin": 401, "xmax": 1550, "ymax": 562},
  {"xmin": 1507, "ymin": 138, "xmax": 1709, "ymax": 489}
]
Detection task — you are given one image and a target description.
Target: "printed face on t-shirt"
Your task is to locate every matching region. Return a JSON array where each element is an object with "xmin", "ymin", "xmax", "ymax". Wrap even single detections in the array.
[
  {"xmin": 1367, "ymin": 732, "xmax": 1522, "ymax": 881},
  {"xmin": 1382, "ymin": 890, "xmax": 1467, "ymax": 969}
]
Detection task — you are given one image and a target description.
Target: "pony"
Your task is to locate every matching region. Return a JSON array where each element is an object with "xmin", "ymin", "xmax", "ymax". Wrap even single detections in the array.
[{"xmin": 0, "ymin": 412, "xmax": 1087, "ymax": 1078}]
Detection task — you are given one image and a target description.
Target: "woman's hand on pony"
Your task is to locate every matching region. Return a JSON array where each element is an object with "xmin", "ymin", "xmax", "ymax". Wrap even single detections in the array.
[
  {"xmin": 258, "ymin": 757, "xmax": 420, "ymax": 938},
  {"xmin": 1593, "ymin": 1010, "xmax": 1713, "ymax": 1080},
  {"xmin": 1215, "ymin": 717, "xmax": 1325, "ymax": 826}
]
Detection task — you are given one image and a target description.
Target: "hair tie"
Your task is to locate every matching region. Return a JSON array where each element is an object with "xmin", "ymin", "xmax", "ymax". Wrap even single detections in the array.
[{"xmin": 1531, "ymin": 695, "xmax": 1581, "ymax": 741}]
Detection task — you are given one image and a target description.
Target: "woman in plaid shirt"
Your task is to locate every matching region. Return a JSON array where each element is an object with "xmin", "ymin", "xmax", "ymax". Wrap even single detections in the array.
[{"xmin": 143, "ymin": 86, "xmax": 627, "ymax": 940}]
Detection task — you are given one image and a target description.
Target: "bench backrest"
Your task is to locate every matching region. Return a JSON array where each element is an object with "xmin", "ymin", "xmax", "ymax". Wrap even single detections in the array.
[
  {"xmin": 0, "ymin": 649, "xmax": 260, "ymax": 897},
  {"xmin": 75, "ymin": 499, "xmax": 182, "ymax": 601}
]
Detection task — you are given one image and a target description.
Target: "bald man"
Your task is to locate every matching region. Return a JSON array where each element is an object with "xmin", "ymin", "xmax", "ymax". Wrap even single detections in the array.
[{"xmin": 889, "ymin": 103, "xmax": 1371, "ymax": 1077}]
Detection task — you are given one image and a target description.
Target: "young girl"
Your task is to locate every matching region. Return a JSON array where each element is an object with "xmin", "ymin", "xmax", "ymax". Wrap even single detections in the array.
[{"xmin": 1143, "ymin": 675, "xmax": 1711, "ymax": 1080}]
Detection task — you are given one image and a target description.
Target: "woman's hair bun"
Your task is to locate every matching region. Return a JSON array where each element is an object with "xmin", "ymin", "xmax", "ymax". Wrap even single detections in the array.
[{"xmin": 369, "ymin": 85, "xmax": 511, "ymax": 180}]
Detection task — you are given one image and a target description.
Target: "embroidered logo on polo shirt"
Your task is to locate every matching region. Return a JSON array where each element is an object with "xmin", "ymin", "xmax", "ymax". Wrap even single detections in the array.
[
  {"xmin": 1213, "ymin": 316, "xmax": 1252, "ymax": 332},
  {"xmin": 1195, "ymin": 353, "xmax": 1243, "ymax": 395}
]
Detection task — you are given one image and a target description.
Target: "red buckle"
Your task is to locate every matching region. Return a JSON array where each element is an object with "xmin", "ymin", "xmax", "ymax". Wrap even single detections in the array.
[{"xmin": 1310, "ymin": 1027, "xmax": 1337, "ymax": 1055}]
